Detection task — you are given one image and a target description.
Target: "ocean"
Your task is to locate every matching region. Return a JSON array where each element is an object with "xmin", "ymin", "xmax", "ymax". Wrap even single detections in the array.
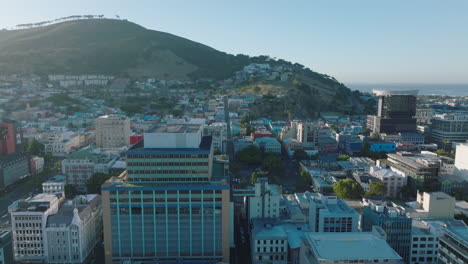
[{"xmin": 346, "ymin": 83, "xmax": 468, "ymax": 97}]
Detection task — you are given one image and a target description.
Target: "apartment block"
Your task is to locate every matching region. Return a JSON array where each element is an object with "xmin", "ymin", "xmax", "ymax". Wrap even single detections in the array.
[{"xmin": 95, "ymin": 114, "xmax": 131, "ymax": 149}]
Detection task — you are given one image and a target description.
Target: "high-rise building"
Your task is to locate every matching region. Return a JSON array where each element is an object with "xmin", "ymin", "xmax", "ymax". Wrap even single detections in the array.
[
  {"xmin": 101, "ymin": 124, "xmax": 231, "ymax": 264},
  {"xmin": 438, "ymin": 227, "xmax": 468, "ymax": 264},
  {"xmin": 0, "ymin": 119, "xmax": 24, "ymax": 155},
  {"xmin": 95, "ymin": 115, "xmax": 131, "ymax": 149},
  {"xmin": 372, "ymin": 90, "xmax": 418, "ymax": 134},
  {"xmin": 362, "ymin": 197, "xmax": 412, "ymax": 262},
  {"xmin": 454, "ymin": 142, "xmax": 468, "ymax": 181}
]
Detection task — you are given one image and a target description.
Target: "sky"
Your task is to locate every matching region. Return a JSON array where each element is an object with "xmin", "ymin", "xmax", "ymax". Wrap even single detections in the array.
[{"xmin": 1, "ymin": 0, "xmax": 467, "ymax": 84}]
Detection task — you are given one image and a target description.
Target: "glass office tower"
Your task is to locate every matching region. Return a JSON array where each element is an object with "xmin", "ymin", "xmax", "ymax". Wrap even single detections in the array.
[
  {"xmin": 102, "ymin": 125, "xmax": 231, "ymax": 264},
  {"xmin": 373, "ymin": 90, "xmax": 418, "ymax": 133}
]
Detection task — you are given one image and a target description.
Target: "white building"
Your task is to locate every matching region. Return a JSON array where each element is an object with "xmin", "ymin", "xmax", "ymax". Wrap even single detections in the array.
[
  {"xmin": 45, "ymin": 131, "xmax": 84, "ymax": 157},
  {"xmin": 204, "ymin": 122, "xmax": 228, "ymax": 153},
  {"xmin": 42, "ymin": 175, "xmax": 66, "ymax": 197},
  {"xmin": 250, "ymin": 219, "xmax": 289, "ymax": 264},
  {"xmin": 370, "ymin": 166, "xmax": 407, "ymax": 198},
  {"xmin": 308, "ymin": 194, "xmax": 359, "ymax": 233},
  {"xmin": 454, "ymin": 142, "xmax": 468, "ymax": 181},
  {"xmin": 249, "ymin": 178, "xmax": 282, "ymax": 220},
  {"xmin": 299, "ymin": 227, "xmax": 403, "ymax": 264},
  {"xmin": 297, "ymin": 122, "xmax": 319, "ymax": 148},
  {"xmin": 410, "ymin": 219, "xmax": 466, "ymax": 264},
  {"xmin": 95, "ymin": 114, "xmax": 131, "ymax": 149},
  {"xmin": 45, "ymin": 195, "xmax": 102, "ymax": 264},
  {"xmin": 8, "ymin": 193, "xmax": 60, "ymax": 262},
  {"xmin": 61, "ymin": 146, "xmax": 117, "ymax": 191}
]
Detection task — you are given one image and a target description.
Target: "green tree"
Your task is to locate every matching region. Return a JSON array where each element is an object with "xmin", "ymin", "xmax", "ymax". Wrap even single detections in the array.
[
  {"xmin": 333, "ymin": 179, "xmax": 364, "ymax": 199},
  {"xmin": 237, "ymin": 145, "xmax": 262, "ymax": 165},
  {"xmin": 293, "ymin": 149, "xmax": 309, "ymax": 161},
  {"xmin": 85, "ymin": 173, "xmax": 112, "ymax": 194},
  {"xmin": 262, "ymin": 153, "xmax": 285, "ymax": 176},
  {"xmin": 26, "ymin": 138, "xmax": 45, "ymax": 156},
  {"xmin": 337, "ymin": 154, "xmax": 350, "ymax": 161},
  {"xmin": 365, "ymin": 182, "xmax": 387, "ymax": 197},
  {"xmin": 64, "ymin": 184, "xmax": 78, "ymax": 199},
  {"xmin": 300, "ymin": 170, "xmax": 312, "ymax": 186},
  {"xmin": 250, "ymin": 171, "xmax": 268, "ymax": 185}
]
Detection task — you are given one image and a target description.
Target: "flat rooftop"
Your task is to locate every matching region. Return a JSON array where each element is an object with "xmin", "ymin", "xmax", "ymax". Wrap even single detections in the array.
[
  {"xmin": 149, "ymin": 124, "xmax": 201, "ymax": 134},
  {"xmin": 303, "ymin": 232, "xmax": 402, "ymax": 260}
]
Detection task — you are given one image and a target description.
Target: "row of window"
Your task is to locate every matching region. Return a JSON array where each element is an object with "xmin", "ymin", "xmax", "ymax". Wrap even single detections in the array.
[
  {"xmin": 128, "ymin": 177, "xmax": 209, "ymax": 182},
  {"xmin": 128, "ymin": 170, "xmax": 209, "ymax": 175},
  {"xmin": 111, "ymin": 190, "xmax": 222, "ymax": 195},
  {"xmin": 128, "ymin": 162, "xmax": 208, "ymax": 167},
  {"xmin": 16, "ymin": 250, "xmax": 43, "ymax": 256},
  {"xmin": 14, "ymin": 216, "xmax": 41, "ymax": 221},
  {"xmin": 256, "ymin": 246, "xmax": 285, "ymax": 253},
  {"xmin": 257, "ymin": 254, "xmax": 285, "ymax": 261},
  {"xmin": 256, "ymin": 239, "xmax": 285, "ymax": 245},
  {"xmin": 110, "ymin": 197, "xmax": 222, "ymax": 203},
  {"xmin": 127, "ymin": 154, "xmax": 209, "ymax": 159},
  {"xmin": 15, "ymin": 222, "xmax": 41, "ymax": 228}
]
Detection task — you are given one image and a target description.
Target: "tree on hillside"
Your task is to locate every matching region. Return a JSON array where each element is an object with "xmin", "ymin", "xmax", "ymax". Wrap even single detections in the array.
[
  {"xmin": 365, "ymin": 182, "xmax": 387, "ymax": 197},
  {"xmin": 86, "ymin": 173, "xmax": 112, "ymax": 194},
  {"xmin": 26, "ymin": 138, "xmax": 45, "ymax": 156},
  {"xmin": 333, "ymin": 179, "xmax": 364, "ymax": 199},
  {"xmin": 293, "ymin": 149, "xmax": 309, "ymax": 161},
  {"xmin": 237, "ymin": 145, "xmax": 262, "ymax": 165}
]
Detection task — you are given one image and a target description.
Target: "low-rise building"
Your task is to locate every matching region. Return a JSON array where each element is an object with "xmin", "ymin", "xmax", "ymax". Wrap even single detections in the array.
[
  {"xmin": 42, "ymin": 175, "xmax": 66, "ymax": 197},
  {"xmin": 249, "ymin": 178, "xmax": 282, "ymax": 220},
  {"xmin": 370, "ymin": 166, "xmax": 407, "ymax": 198},
  {"xmin": 0, "ymin": 153, "xmax": 30, "ymax": 191},
  {"xmin": 61, "ymin": 146, "xmax": 117, "ymax": 191},
  {"xmin": 250, "ymin": 219, "xmax": 288, "ymax": 264},
  {"xmin": 299, "ymin": 227, "xmax": 403, "ymax": 264},
  {"xmin": 255, "ymin": 137, "xmax": 281, "ymax": 153}
]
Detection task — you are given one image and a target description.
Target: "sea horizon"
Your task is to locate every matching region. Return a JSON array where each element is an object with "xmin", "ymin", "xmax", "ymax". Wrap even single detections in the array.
[{"xmin": 346, "ymin": 83, "xmax": 468, "ymax": 97}]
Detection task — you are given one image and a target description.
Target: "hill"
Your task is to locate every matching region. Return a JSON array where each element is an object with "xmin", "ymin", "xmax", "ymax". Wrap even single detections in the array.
[{"xmin": 0, "ymin": 19, "xmax": 250, "ymax": 79}]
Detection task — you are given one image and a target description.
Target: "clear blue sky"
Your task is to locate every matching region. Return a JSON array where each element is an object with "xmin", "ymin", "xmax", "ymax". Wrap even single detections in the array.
[{"xmin": 1, "ymin": 0, "xmax": 467, "ymax": 84}]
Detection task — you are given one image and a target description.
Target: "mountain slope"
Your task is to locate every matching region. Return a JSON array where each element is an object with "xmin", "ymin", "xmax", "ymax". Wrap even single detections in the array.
[{"xmin": 0, "ymin": 19, "xmax": 250, "ymax": 79}]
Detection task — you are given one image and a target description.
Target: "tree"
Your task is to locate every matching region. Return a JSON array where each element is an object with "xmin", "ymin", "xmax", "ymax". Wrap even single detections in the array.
[
  {"xmin": 293, "ymin": 149, "xmax": 308, "ymax": 161},
  {"xmin": 237, "ymin": 145, "xmax": 262, "ymax": 165},
  {"xmin": 365, "ymin": 182, "xmax": 387, "ymax": 197},
  {"xmin": 337, "ymin": 154, "xmax": 350, "ymax": 161},
  {"xmin": 26, "ymin": 138, "xmax": 44, "ymax": 156},
  {"xmin": 333, "ymin": 179, "xmax": 364, "ymax": 199},
  {"xmin": 251, "ymin": 171, "xmax": 268, "ymax": 185},
  {"xmin": 86, "ymin": 173, "xmax": 112, "ymax": 194},
  {"xmin": 262, "ymin": 153, "xmax": 285, "ymax": 176},
  {"xmin": 300, "ymin": 170, "xmax": 312, "ymax": 186},
  {"xmin": 64, "ymin": 184, "xmax": 78, "ymax": 199}
]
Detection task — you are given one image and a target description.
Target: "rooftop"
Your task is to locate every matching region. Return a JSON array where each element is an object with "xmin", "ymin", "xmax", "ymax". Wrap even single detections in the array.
[
  {"xmin": 303, "ymin": 232, "xmax": 402, "ymax": 260},
  {"xmin": 373, "ymin": 89, "xmax": 419, "ymax": 96},
  {"xmin": 149, "ymin": 124, "xmax": 202, "ymax": 134}
]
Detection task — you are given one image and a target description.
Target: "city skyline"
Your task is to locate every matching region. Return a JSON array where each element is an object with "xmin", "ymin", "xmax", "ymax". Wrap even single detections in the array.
[{"xmin": 1, "ymin": 0, "xmax": 468, "ymax": 84}]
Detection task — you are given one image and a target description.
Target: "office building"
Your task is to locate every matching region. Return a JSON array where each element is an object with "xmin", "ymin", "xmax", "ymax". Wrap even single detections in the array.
[
  {"xmin": 308, "ymin": 194, "xmax": 359, "ymax": 233},
  {"xmin": 438, "ymin": 227, "xmax": 468, "ymax": 264},
  {"xmin": 362, "ymin": 197, "xmax": 412, "ymax": 262},
  {"xmin": 299, "ymin": 227, "xmax": 403, "ymax": 264},
  {"xmin": 248, "ymin": 178, "xmax": 281, "ymax": 220},
  {"xmin": 454, "ymin": 142, "xmax": 468, "ymax": 181},
  {"xmin": 9, "ymin": 193, "xmax": 60, "ymax": 262},
  {"xmin": 0, "ymin": 230, "xmax": 13, "ymax": 264},
  {"xmin": 431, "ymin": 113, "xmax": 468, "ymax": 149},
  {"xmin": 101, "ymin": 124, "xmax": 231, "ymax": 263},
  {"xmin": 45, "ymin": 195, "xmax": 102, "ymax": 264},
  {"xmin": 250, "ymin": 219, "xmax": 288, "ymax": 264},
  {"xmin": 297, "ymin": 122, "xmax": 319, "ymax": 148},
  {"xmin": 372, "ymin": 89, "xmax": 418, "ymax": 134},
  {"xmin": 386, "ymin": 152, "xmax": 440, "ymax": 191},
  {"xmin": 8, "ymin": 193, "xmax": 103, "ymax": 264},
  {"xmin": 0, "ymin": 119, "xmax": 24, "ymax": 155},
  {"xmin": 0, "ymin": 153, "xmax": 30, "ymax": 191},
  {"xmin": 61, "ymin": 146, "xmax": 118, "ymax": 192},
  {"xmin": 370, "ymin": 166, "xmax": 407, "ymax": 198},
  {"xmin": 416, "ymin": 191, "xmax": 455, "ymax": 219},
  {"xmin": 203, "ymin": 122, "xmax": 228, "ymax": 153},
  {"xmin": 95, "ymin": 114, "xmax": 131, "ymax": 149},
  {"xmin": 410, "ymin": 219, "xmax": 466, "ymax": 264}
]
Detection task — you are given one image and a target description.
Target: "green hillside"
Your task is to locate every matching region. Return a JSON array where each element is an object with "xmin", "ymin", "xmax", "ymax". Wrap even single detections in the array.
[{"xmin": 0, "ymin": 19, "xmax": 250, "ymax": 79}]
